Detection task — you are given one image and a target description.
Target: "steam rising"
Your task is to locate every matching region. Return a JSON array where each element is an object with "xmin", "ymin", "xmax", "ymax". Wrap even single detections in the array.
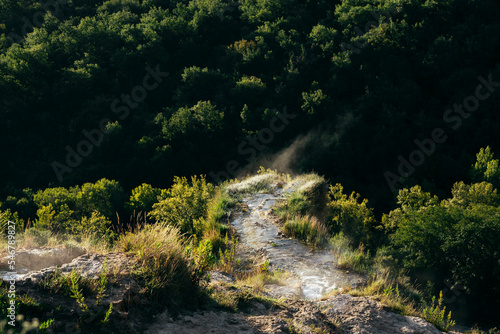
[{"xmin": 238, "ymin": 111, "xmax": 357, "ymax": 177}]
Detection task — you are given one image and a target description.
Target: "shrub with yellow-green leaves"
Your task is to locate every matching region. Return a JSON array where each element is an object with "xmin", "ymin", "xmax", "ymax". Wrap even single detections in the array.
[
  {"xmin": 327, "ymin": 183, "xmax": 378, "ymax": 248},
  {"xmin": 149, "ymin": 175, "xmax": 215, "ymax": 235}
]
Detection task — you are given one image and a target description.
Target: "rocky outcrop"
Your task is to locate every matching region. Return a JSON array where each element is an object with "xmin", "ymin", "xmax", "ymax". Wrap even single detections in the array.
[
  {"xmin": 145, "ymin": 291, "xmax": 447, "ymax": 334},
  {"xmin": 319, "ymin": 294, "xmax": 444, "ymax": 334},
  {"xmin": 10, "ymin": 251, "xmax": 136, "ymax": 283}
]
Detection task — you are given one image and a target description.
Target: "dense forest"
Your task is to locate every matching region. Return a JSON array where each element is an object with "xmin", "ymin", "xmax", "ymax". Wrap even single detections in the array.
[
  {"xmin": 1, "ymin": 0, "xmax": 499, "ymax": 210},
  {"xmin": 1, "ymin": 0, "xmax": 500, "ymax": 331}
]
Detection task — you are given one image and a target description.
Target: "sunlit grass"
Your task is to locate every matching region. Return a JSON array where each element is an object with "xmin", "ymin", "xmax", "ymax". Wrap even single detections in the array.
[
  {"xmin": 283, "ymin": 215, "xmax": 329, "ymax": 248},
  {"xmin": 118, "ymin": 223, "xmax": 198, "ymax": 308}
]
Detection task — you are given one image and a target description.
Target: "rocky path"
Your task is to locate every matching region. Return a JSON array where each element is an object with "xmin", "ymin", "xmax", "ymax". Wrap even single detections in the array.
[{"xmin": 231, "ymin": 189, "xmax": 363, "ymax": 300}]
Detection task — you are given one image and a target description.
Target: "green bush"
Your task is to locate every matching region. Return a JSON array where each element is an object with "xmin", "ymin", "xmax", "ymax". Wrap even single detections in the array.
[
  {"xmin": 126, "ymin": 183, "xmax": 162, "ymax": 213},
  {"xmin": 327, "ymin": 183, "xmax": 378, "ymax": 248},
  {"xmin": 444, "ymin": 181, "xmax": 500, "ymax": 208},
  {"xmin": 421, "ymin": 291, "xmax": 455, "ymax": 332},
  {"xmin": 389, "ymin": 188, "xmax": 500, "ymax": 298},
  {"xmin": 0, "ymin": 209, "xmax": 23, "ymax": 233},
  {"xmin": 33, "ymin": 178, "xmax": 125, "ymax": 233},
  {"xmin": 73, "ymin": 179, "xmax": 125, "ymax": 220},
  {"xmin": 73, "ymin": 211, "xmax": 113, "ymax": 237},
  {"xmin": 149, "ymin": 175, "xmax": 215, "ymax": 235},
  {"xmin": 471, "ymin": 146, "xmax": 500, "ymax": 188},
  {"xmin": 35, "ymin": 203, "xmax": 76, "ymax": 233}
]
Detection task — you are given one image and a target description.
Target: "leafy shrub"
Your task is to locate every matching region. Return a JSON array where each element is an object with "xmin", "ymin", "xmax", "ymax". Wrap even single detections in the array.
[
  {"xmin": 327, "ymin": 183, "xmax": 378, "ymax": 248},
  {"xmin": 35, "ymin": 203, "xmax": 76, "ymax": 233},
  {"xmin": 73, "ymin": 211, "xmax": 113, "ymax": 238},
  {"xmin": 163, "ymin": 101, "xmax": 225, "ymax": 141},
  {"xmin": 149, "ymin": 175, "xmax": 215, "ymax": 235},
  {"xmin": 471, "ymin": 146, "xmax": 500, "ymax": 188},
  {"xmin": 0, "ymin": 209, "xmax": 23, "ymax": 233},
  {"xmin": 126, "ymin": 183, "xmax": 162, "ymax": 213},
  {"xmin": 33, "ymin": 179, "xmax": 125, "ymax": 233},
  {"xmin": 444, "ymin": 181, "xmax": 500, "ymax": 208},
  {"xmin": 389, "ymin": 192, "xmax": 500, "ymax": 298},
  {"xmin": 73, "ymin": 179, "xmax": 125, "ymax": 220}
]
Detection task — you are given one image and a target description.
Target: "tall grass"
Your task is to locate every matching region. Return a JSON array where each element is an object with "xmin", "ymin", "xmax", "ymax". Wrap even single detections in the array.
[
  {"xmin": 274, "ymin": 173, "xmax": 328, "ymax": 219},
  {"xmin": 336, "ymin": 270, "xmax": 421, "ymax": 318},
  {"xmin": 226, "ymin": 173, "xmax": 278, "ymax": 196},
  {"xmin": 282, "ymin": 215, "xmax": 329, "ymax": 248},
  {"xmin": 118, "ymin": 223, "xmax": 197, "ymax": 308},
  {"xmin": 330, "ymin": 232, "xmax": 370, "ymax": 273}
]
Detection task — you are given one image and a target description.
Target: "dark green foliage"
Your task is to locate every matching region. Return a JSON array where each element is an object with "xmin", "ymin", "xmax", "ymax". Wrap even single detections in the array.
[
  {"xmin": 387, "ymin": 181, "xmax": 500, "ymax": 320},
  {"xmin": 0, "ymin": 0, "xmax": 499, "ymax": 216}
]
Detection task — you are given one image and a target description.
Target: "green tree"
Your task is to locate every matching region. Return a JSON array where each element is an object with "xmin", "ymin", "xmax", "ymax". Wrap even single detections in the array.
[
  {"xmin": 444, "ymin": 181, "xmax": 500, "ymax": 208},
  {"xmin": 163, "ymin": 101, "xmax": 225, "ymax": 141},
  {"xmin": 471, "ymin": 146, "xmax": 500, "ymax": 188}
]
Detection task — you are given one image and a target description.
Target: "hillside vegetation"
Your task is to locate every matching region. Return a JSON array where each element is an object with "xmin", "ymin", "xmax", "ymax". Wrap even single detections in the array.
[
  {"xmin": 1, "ymin": 0, "xmax": 500, "ymax": 332},
  {"xmin": 0, "ymin": 0, "xmax": 500, "ymax": 212},
  {"xmin": 1, "ymin": 164, "xmax": 500, "ymax": 332}
]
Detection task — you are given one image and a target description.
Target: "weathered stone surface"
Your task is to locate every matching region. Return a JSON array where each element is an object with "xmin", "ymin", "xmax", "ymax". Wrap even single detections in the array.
[
  {"xmin": 207, "ymin": 270, "xmax": 236, "ymax": 284},
  {"xmin": 146, "ymin": 294, "xmax": 448, "ymax": 334},
  {"xmin": 319, "ymin": 294, "xmax": 443, "ymax": 334},
  {"xmin": 18, "ymin": 251, "xmax": 135, "ymax": 283}
]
